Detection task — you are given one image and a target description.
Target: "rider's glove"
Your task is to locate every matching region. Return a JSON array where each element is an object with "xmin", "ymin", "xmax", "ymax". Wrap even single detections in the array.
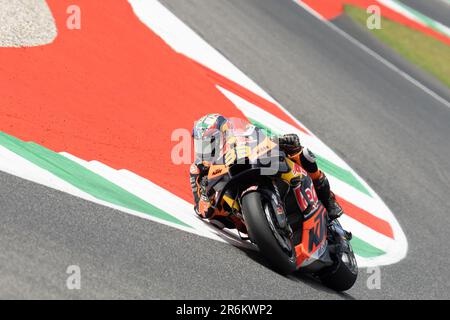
[
  {"xmin": 197, "ymin": 175, "xmax": 214, "ymax": 219},
  {"xmin": 199, "ymin": 175, "xmax": 209, "ymax": 197},
  {"xmin": 279, "ymin": 133, "xmax": 302, "ymax": 155},
  {"xmin": 279, "ymin": 133, "xmax": 301, "ymax": 147},
  {"xmin": 197, "ymin": 162, "xmax": 209, "ymax": 174}
]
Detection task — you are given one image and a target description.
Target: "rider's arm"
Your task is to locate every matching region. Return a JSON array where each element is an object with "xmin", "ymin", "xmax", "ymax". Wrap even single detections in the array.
[
  {"xmin": 189, "ymin": 162, "xmax": 202, "ymax": 209},
  {"xmin": 189, "ymin": 161, "xmax": 215, "ymax": 218},
  {"xmin": 289, "ymin": 148, "xmax": 322, "ymax": 181},
  {"xmin": 277, "ymin": 133, "xmax": 322, "ymax": 181}
]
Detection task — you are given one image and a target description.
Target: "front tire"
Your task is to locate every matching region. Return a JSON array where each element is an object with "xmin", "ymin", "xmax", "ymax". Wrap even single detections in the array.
[
  {"xmin": 241, "ymin": 191, "xmax": 296, "ymax": 274},
  {"xmin": 319, "ymin": 240, "xmax": 358, "ymax": 291}
]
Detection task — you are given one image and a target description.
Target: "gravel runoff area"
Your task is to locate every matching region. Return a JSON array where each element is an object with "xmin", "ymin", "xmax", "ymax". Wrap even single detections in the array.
[{"xmin": 0, "ymin": 0, "xmax": 56, "ymax": 47}]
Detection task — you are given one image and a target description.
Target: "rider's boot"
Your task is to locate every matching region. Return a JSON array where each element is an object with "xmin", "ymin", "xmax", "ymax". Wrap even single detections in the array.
[{"xmin": 314, "ymin": 173, "xmax": 343, "ymax": 222}]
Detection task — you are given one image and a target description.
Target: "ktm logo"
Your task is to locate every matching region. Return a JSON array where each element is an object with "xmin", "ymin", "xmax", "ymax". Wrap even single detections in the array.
[{"xmin": 308, "ymin": 210, "xmax": 325, "ymax": 252}]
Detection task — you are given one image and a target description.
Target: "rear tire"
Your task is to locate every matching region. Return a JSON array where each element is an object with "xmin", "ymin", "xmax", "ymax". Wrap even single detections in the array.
[{"xmin": 241, "ymin": 191, "xmax": 296, "ymax": 274}]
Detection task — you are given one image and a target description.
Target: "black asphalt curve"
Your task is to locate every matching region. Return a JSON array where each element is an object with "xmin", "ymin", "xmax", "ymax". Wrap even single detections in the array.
[
  {"xmin": 0, "ymin": 171, "xmax": 354, "ymax": 299},
  {"xmin": 2, "ymin": 0, "xmax": 450, "ymax": 299}
]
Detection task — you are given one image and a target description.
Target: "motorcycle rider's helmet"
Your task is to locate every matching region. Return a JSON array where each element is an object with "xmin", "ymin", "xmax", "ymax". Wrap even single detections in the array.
[{"xmin": 192, "ymin": 113, "xmax": 228, "ymax": 161}]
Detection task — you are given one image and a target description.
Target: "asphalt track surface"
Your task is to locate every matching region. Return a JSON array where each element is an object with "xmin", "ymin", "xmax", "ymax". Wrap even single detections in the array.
[
  {"xmin": 400, "ymin": 0, "xmax": 450, "ymax": 27},
  {"xmin": 1, "ymin": 0, "xmax": 450, "ymax": 299}
]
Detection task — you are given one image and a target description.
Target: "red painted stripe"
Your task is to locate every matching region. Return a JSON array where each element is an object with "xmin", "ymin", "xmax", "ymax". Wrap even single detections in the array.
[
  {"xmin": 0, "ymin": 0, "xmax": 244, "ymax": 204},
  {"xmin": 301, "ymin": 0, "xmax": 343, "ymax": 20},
  {"xmin": 0, "ymin": 0, "xmax": 392, "ymax": 240},
  {"xmin": 299, "ymin": 0, "xmax": 450, "ymax": 46},
  {"xmin": 336, "ymin": 195, "xmax": 394, "ymax": 239}
]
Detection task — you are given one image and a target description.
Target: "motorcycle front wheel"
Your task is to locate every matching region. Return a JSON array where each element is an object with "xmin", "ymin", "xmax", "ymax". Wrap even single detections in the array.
[
  {"xmin": 241, "ymin": 191, "xmax": 297, "ymax": 275},
  {"xmin": 319, "ymin": 221, "xmax": 358, "ymax": 291}
]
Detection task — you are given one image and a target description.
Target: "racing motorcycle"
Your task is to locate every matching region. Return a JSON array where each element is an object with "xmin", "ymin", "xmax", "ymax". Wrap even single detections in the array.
[{"xmin": 205, "ymin": 120, "xmax": 358, "ymax": 291}]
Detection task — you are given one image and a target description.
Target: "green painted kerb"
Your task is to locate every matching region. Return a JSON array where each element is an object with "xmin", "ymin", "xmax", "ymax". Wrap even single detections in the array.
[
  {"xmin": 0, "ymin": 131, "xmax": 385, "ymax": 258},
  {"xmin": 315, "ymin": 155, "xmax": 371, "ymax": 197},
  {"xmin": 351, "ymin": 236, "xmax": 385, "ymax": 258},
  {"xmin": 248, "ymin": 118, "xmax": 372, "ymax": 197},
  {"xmin": 0, "ymin": 132, "xmax": 190, "ymax": 228}
]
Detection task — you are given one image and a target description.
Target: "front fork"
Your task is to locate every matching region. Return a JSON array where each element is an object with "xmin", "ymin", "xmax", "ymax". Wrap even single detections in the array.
[{"xmin": 242, "ymin": 180, "xmax": 292, "ymax": 239}]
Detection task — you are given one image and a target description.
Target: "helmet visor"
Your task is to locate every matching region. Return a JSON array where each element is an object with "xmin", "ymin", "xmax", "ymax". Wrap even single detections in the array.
[{"xmin": 194, "ymin": 130, "xmax": 221, "ymax": 161}]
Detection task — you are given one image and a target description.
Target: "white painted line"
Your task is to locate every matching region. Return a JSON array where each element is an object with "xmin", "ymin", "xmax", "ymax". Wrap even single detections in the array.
[
  {"xmin": 380, "ymin": 0, "xmax": 450, "ymax": 35},
  {"xmin": 128, "ymin": 0, "xmax": 314, "ymax": 136},
  {"xmin": 216, "ymin": 86, "xmax": 348, "ymax": 167},
  {"xmin": 126, "ymin": 0, "xmax": 408, "ymax": 266},
  {"xmin": 59, "ymin": 154, "xmax": 396, "ymax": 265},
  {"xmin": 128, "ymin": 0, "xmax": 275, "ymax": 104},
  {"xmin": 0, "ymin": 0, "xmax": 408, "ymax": 268},
  {"xmin": 218, "ymin": 86, "xmax": 407, "ymax": 257},
  {"xmin": 60, "ymin": 152, "xmax": 255, "ymax": 250},
  {"xmin": 295, "ymin": 0, "xmax": 450, "ymax": 110},
  {"xmin": 0, "ymin": 147, "xmax": 198, "ymax": 237},
  {"xmin": 0, "ymin": 146, "xmax": 96, "ymax": 201}
]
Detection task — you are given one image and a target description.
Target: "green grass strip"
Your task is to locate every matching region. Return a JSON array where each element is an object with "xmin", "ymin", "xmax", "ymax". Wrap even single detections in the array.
[
  {"xmin": 390, "ymin": 0, "xmax": 450, "ymax": 38},
  {"xmin": 345, "ymin": 4, "xmax": 450, "ymax": 88},
  {"xmin": 248, "ymin": 118, "xmax": 371, "ymax": 196},
  {"xmin": 0, "ymin": 132, "xmax": 190, "ymax": 228}
]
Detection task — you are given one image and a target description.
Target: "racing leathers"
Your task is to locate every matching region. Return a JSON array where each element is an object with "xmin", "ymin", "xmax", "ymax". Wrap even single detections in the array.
[{"xmin": 189, "ymin": 132, "xmax": 344, "ymax": 231}]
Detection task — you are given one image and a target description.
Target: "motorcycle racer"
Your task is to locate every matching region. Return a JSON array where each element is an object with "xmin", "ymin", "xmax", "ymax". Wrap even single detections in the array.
[{"xmin": 190, "ymin": 113, "xmax": 343, "ymax": 232}]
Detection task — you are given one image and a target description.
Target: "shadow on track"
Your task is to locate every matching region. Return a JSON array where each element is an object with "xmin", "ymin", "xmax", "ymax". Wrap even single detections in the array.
[
  {"xmin": 238, "ymin": 244, "xmax": 357, "ymax": 300},
  {"xmin": 200, "ymin": 218, "xmax": 357, "ymax": 299}
]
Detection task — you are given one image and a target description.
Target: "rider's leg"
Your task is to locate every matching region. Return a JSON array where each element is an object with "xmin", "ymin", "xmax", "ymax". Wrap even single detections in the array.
[
  {"xmin": 313, "ymin": 172, "xmax": 343, "ymax": 221},
  {"xmin": 289, "ymin": 148, "xmax": 343, "ymax": 221}
]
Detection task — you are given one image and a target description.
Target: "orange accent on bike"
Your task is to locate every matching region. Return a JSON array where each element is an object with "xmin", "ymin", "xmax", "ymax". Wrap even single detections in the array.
[
  {"xmin": 288, "ymin": 151, "xmax": 301, "ymax": 165},
  {"xmin": 249, "ymin": 137, "xmax": 277, "ymax": 160},
  {"xmin": 211, "ymin": 206, "xmax": 229, "ymax": 218},
  {"xmin": 196, "ymin": 179, "xmax": 201, "ymax": 199},
  {"xmin": 198, "ymin": 200, "xmax": 211, "ymax": 218},
  {"xmin": 309, "ymin": 170, "xmax": 322, "ymax": 182},
  {"xmin": 207, "ymin": 165, "xmax": 228, "ymax": 179},
  {"xmin": 294, "ymin": 206, "xmax": 327, "ymax": 267}
]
